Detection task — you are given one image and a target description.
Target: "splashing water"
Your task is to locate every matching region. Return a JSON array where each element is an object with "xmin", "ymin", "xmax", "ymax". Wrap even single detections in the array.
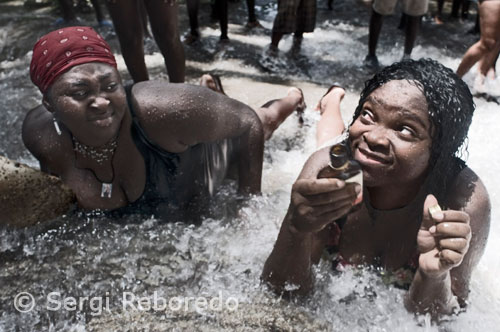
[{"xmin": 0, "ymin": 0, "xmax": 499, "ymax": 330}]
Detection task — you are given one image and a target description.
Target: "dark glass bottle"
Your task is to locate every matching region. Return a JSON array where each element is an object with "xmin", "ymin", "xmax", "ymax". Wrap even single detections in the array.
[{"xmin": 318, "ymin": 141, "xmax": 363, "ymax": 205}]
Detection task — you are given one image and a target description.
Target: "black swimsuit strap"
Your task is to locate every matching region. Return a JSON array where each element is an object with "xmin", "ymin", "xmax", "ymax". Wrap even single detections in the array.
[{"xmin": 106, "ymin": 85, "xmax": 180, "ymax": 218}]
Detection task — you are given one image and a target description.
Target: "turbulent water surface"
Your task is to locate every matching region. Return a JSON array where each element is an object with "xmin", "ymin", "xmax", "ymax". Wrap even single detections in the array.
[{"xmin": 0, "ymin": 0, "xmax": 499, "ymax": 331}]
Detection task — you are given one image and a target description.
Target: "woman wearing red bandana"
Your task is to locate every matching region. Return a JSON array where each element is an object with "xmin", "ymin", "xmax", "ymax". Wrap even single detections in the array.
[{"xmin": 23, "ymin": 26, "xmax": 306, "ymax": 220}]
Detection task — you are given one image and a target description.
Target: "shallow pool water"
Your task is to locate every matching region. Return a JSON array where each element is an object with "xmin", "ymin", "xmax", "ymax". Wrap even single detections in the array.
[{"xmin": 0, "ymin": 0, "xmax": 499, "ymax": 330}]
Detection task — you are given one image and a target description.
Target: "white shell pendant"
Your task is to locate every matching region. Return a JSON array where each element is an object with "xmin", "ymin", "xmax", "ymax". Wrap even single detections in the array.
[{"xmin": 101, "ymin": 183, "xmax": 113, "ymax": 198}]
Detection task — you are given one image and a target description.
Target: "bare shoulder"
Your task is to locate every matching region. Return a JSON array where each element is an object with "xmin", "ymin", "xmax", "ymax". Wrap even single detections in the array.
[
  {"xmin": 22, "ymin": 105, "xmax": 70, "ymax": 173},
  {"xmin": 129, "ymin": 80, "xmax": 257, "ymax": 152},
  {"xmin": 446, "ymin": 166, "xmax": 491, "ymax": 302},
  {"xmin": 23, "ymin": 105, "xmax": 57, "ymax": 156},
  {"xmin": 446, "ymin": 166, "xmax": 491, "ymax": 226},
  {"xmin": 130, "ymin": 81, "xmax": 217, "ymax": 118},
  {"xmin": 129, "ymin": 81, "xmax": 216, "ymax": 151}
]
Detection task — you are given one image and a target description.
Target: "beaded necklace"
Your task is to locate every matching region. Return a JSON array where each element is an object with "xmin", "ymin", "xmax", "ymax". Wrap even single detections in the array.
[{"xmin": 72, "ymin": 136, "xmax": 117, "ymax": 198}]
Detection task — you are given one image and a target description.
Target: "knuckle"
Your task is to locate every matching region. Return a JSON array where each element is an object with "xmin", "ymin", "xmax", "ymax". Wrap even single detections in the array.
[
  {"xmin": 291, "ymin": 194, "xmax": 303, "ymax": 206},
  {"xmin": 292, "ymin": 180, "xmax": 304, "ymax": 192},
  {"xmin": 296, "ymin": 205, "xmax": 308, "ymax": 217},
  {"xmin": 441, "ymin": 250, "xmax": 461, "ymax": 265}
]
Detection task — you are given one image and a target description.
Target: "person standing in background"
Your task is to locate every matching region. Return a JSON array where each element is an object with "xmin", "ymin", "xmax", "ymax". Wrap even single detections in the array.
[
  {"xmin": 184, "ymin": 0, "xmax": 261, "ymax": 44},
  {"xmin": 267, "ymin": 0, "xmax": 316, "ymax": 55},
  {"xmin": 106, "ymin": 0, "xmax": 185, "ymax": 83},
  {"xmin": 56, "ymin": 0, "xmax": 112, "ymax": 26},
  {"xmin": 365, "ymin": 0, "xmax": 429, "ymax": 69},
  {"xmin": 456, "ymin": 0, "xmax": 500, "ymax": 86}
]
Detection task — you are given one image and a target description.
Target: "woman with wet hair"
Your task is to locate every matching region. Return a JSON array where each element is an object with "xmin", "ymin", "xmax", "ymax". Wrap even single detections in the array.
[
  {"xmin": 262, "ymin": 59, "xmax": 491, "ymax": 318},
  {"xmin": 22, "ymin": 26, "xmax": 305, "ymax": 220}
]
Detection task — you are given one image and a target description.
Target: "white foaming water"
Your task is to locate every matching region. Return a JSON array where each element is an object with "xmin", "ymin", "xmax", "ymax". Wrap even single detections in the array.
[{"xmin": 1, "ymin": 4, "xmax": 499, "ymax": 331}]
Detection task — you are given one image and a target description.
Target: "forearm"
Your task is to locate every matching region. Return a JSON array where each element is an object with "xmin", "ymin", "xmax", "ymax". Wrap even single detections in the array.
[
  {"xmin": 237, "ymin": 111, "xmax": 264, "ymax": 195},
  {"xmin": 405, "ymin": 268, "xmax": 459, "ymax": 317},
  {"xmin": 261, "ymin": 211, "xmax": 316, "ymax": 295}
]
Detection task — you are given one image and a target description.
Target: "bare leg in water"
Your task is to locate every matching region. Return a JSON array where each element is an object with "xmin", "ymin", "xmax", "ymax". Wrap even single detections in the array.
[
  {"xmin": 88, "ymin": 0, "xmax": 111, "ymax": 26},
  {"xmin": 106, "ymin": 0, "xmax": 185, "ymax": 83},
  {"xmin": 246, "ymin": 0, "xmax": 262, "ymax": 28},
  {"xmin": 366, "ymin": 9, "xmax": 383, "ymax": 67},
  {"xmin": 404, "ymin": 15, "xmax": 422, "ymax": 58},
  {"xmin": 200, "ymin": 74, "xmax": 306, "ymax": 140},
  {"xmin": 58, "ymin": 0, "xmax": 78, "ymax": 23},
  {"xmin": 215, "ymin": 0, "xmax": 229, "ymax": 41},
  {"xmin": 138, "ymin": 0, "xmax": 151, "ymax": 38},
  {"xmin": 479, "ymin": 43, "xmax": 500, "ymax": 79},
  {"xmin": 186, "ymin": 0, "xmax": 200, "ymax": 43},
  {"xmin": 314, "ymin": 86, "xmax": 345, "ymax": 148},
  {"xmin": 456, "ymin": 1, "xmax": 500, "ymax": 78},
  {"xmin": 435, "ymin": 0, "xmax": 444, "ymax": 24}
]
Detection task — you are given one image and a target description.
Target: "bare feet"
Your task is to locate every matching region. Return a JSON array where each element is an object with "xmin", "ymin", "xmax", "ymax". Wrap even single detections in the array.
[
  {"xmin": 473, "ymin": 73, "xmax": 486, "ymax": 94},
  {"xmin": 183, "ymin": 32, "xmax": 200, "ymax": 45},
  {"xmin": 219, "ymin": 36, "xmax": 230, "ymax": 44},
  {"xmin": 434, "ymin": 16, "xmax": 444, "ymax": 25},
  {"xmin": 315, "ymin": 85, "xmax": 345, "ymax": 115},
  {"xmin": 200, "ymin": 74, "xmax": 225, "ymax": 95},
  {"xmin": 245, "ymin": 20, "xmax": 263, "ymax": 29},
  {"xmin": 486, "ymin": 67, "xmax": 496, "ymax": 81},
  {"xmin": 265, "ymin": 44, "xmax": 279, "ymax": 57},
  {"xmin": 257, "ymin": 87, "xmax": 306, "ymax": 140}
]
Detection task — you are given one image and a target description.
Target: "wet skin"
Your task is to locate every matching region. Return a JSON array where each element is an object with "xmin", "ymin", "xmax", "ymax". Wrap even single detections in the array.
[
  {"xmin": 349, "ymin": 80, "xmax": 433, "ymax": 209},
  {"xmin": 23, "ymin": 62, "xmax": 266, "ymax": 211},
  {"xmin": 262, "ymin": 80, "xmax": 490, "ymax": 318},
  {"xmin": 44, "ymin": 63, "xmax": 127, "ymax": 147}
]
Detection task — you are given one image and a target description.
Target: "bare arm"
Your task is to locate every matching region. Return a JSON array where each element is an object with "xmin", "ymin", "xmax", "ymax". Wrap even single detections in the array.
[
  {"xmin": 262, "ymin": 148, "xmax": 360, "ymax": 295},
  {"xmin": 22, "ymin": 105, "xmax": 73, "ymax": 176},
  {"xmin": 131, "ymin": 81, "xmax": 264, "ymax": 194},
  {"xmin": 405, "ymin": 167, "xmax": 491, "ymax": 317}
]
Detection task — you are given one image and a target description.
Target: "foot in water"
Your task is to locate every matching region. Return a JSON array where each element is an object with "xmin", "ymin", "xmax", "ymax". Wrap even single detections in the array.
[
  {"xmin": 364, "ymin": 54, "xmax": 379, "ymax": 70},
  {"xmin": 53, "ymin": 17, "xmax": 81, "ymax": 27},
  {"xmin": 200, "ymin": 73, "xmax": 225, "ymax": 95},
  {"xmin": 98, "ymin": 19, "xmax": 113, "ymax": 28},
  {"xmin": 245, "ymin": 20, "xmax": 263, "ymax": 29},
  {"xmin": 315, "ymin": 84, "xmax": 345, "ymax": 114},
  {"xmin": 257, "ymin": 87, "xmax": 306, "ymax": 140},
  {"xmin": 184, "ymin": 31, "xmax": 200, "ymax": 45}
]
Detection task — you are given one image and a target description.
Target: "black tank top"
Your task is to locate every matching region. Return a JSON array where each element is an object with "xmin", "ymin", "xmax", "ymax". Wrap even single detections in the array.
[{"xmin": 107, "ymin": 85, "xmax": 233, "ymax": 221}]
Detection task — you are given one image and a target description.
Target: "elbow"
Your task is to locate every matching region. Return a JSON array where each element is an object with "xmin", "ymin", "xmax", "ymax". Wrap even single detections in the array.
[
  {"xmin": 260, "ymin": 269, "xmax": 313, "ymax": 298},
  {"xmin": 241, "ymin": 106, "xmax": 264, "ymax": 140},
  {"xmin": 261, "ymin": 254, "xmax": 314, "ymax": 298}
]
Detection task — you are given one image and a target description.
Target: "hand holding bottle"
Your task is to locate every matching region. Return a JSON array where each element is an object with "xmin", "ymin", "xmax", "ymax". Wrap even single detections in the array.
[
  {"xmin": 317, "ymin": 141, "xmax": 363, "ymax": 205},
  {"xmin": 289, "ymin": 177, "xmax": 361, "ymax": 234}
]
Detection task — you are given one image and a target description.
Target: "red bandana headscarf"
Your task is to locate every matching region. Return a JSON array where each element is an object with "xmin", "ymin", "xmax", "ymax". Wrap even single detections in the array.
[{"xmin": 30, "ymin": 26, "xmax": 117, "ymax": 94}]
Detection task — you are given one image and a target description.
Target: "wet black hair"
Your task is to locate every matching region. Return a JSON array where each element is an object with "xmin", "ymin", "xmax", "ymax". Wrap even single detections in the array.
[{"xmin": 350, "ymin": 58, "xmax": 475, "ymax": 202}]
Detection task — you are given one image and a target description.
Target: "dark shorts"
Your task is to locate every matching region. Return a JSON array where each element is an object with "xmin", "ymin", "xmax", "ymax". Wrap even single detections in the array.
[{"xmin": 272, "ymin": 0, "xmax": 316, "ymax": 34}]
